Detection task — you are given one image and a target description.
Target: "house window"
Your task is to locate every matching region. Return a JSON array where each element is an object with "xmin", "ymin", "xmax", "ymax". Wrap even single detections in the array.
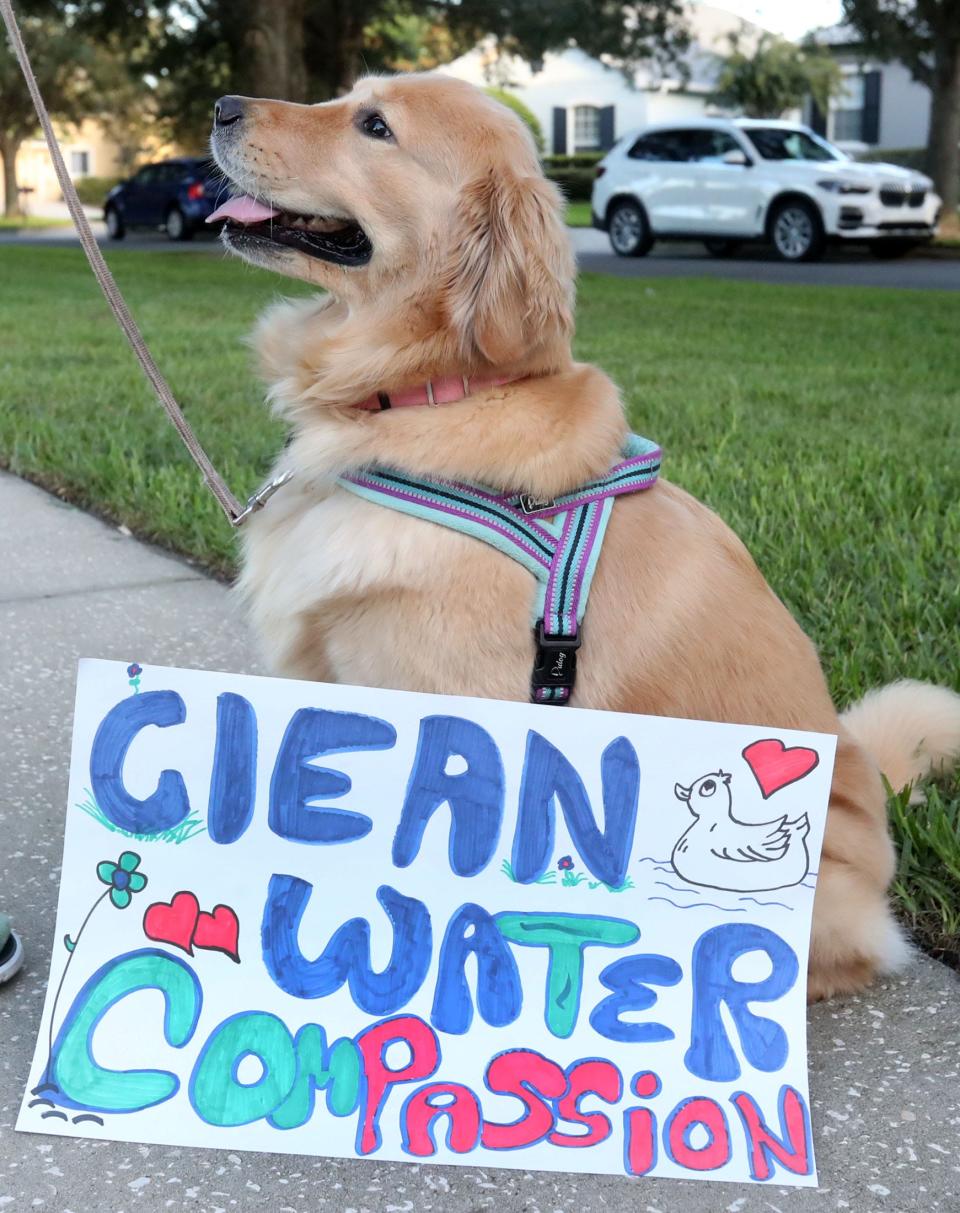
[
  {"xmin": 833, "ymin": 73, "xmax": 865, "ymax": 142},
  {"xmin": 573, "ymin": 106, "xmax": 601, "ymax": 151},
  {"xmin": 70, "ymin": 150, "xmax": 91, "ymax": 177}
]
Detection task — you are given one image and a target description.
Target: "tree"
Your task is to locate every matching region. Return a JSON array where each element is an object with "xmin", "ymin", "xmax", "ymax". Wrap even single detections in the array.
[
  {"xmin": 363, "ymin": 2, "xmax": 469, "ymax": 75},
  {"xmin": 842, "ymin": 0, "xmax": 960, "ymax": 219},
  {"xmin": 714, "ymin": 31, "xmax": 842, "ymax": 119},
  {"xmin": 445, "ymin": 0, "xmax": 689, "ymax": 76},
  {"xmin": 66, "ymin": 1, "xmax": 690, "ymax": 148},
  {"xmin": 0, "ymin": 13, "xmax": 96, "ymax": 216},
  {"xmin": 485, "ymin": 88, "xmax": 545, "ymax": 152}
]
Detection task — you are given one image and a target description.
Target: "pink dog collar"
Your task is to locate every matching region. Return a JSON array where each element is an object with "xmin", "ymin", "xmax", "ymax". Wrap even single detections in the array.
[{"xmin": 353, "ymin": 374, "xmax": 517, "ymax": 411}]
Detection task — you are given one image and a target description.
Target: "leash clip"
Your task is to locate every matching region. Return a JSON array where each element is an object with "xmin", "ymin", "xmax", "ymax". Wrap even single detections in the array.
[
  {"xmin": 531, "ymin": 621, "xmax": 581, "ymax": 695},
  {"xmin": 232, "ymin": 469, "xmax": 295, "ymax": 527}
]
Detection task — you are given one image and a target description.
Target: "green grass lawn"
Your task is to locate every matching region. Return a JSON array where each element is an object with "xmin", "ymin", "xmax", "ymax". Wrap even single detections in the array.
[
  {"xmin": 0, "ymin": 215, "xmax": 73, "ymax": 230},
  {"xmin": 1, "ymin": 244, "xmax": 958, "ymax": 963},
  {"xmin": 565, "ymin": 200, "xmax": 593, "ymax": 227}
]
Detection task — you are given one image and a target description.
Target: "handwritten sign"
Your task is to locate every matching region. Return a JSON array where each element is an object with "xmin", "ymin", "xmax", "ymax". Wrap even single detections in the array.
[{"xmin": 18, "ymin": 659, "xmax": 835, "ymax": 1186}]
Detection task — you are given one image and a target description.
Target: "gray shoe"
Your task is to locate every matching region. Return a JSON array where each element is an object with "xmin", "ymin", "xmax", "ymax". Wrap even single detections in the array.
[{"xmin": 0, "ymin": 913, "xmax": 24, "ymax": 984}]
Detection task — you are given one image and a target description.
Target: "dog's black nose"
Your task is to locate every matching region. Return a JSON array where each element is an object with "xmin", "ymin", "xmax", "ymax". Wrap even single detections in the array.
[{"xmin": 214, "ymin": 96, "xmax": 245, "ymax": 128}]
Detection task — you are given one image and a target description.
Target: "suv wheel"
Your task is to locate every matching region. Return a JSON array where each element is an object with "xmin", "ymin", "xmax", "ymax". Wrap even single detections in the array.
[
  {"xmin": 105, "ymin": 206, "xmax": 125, "ymax": 240},
  {"xmin": 165, "ymin": 206, "xmax": 193, "ymax": 241},
  {"xmin": 769, "ymin": 199, "xmax": 825, "ymax": 262},
  {"xmin": 703, "ymin": 238, "xmax": 741, "ymax": 258},
  {"xmin": 608, "ymin": 200, "xmax": 653, "ymax": 258}
]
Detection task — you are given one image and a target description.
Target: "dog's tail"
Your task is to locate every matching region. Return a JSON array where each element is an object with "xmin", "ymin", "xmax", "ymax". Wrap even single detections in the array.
[{"xmin": 842, "ymin": 679, "xmax": 960, "ymax": 794}]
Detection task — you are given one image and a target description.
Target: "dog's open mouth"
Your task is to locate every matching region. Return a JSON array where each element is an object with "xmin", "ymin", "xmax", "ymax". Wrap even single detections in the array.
[{"xmin": 207, "ymin": 195, "xmax": 373, "ymax": 266}]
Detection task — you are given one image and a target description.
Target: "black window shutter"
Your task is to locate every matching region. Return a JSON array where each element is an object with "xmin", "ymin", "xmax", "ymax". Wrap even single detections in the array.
[
  {"xmin": 598, "ymin": 105, "xmax": 615, "ymax": 150},
  {"xmin": 862, "ymin": 71, "xmax": 881, "ymax": 144},
  {"xmin": 809, "ymin": 99, "xmax": 827, "ymax": 137},
  {"xmin": 552, "ymin": 107, "xmax": 567, "ymax": 155}
]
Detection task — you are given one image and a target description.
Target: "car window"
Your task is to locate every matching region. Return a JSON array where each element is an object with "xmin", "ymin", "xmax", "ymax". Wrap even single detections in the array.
[
  {"xmin": 628, "ymin": 129, "xmax": 744, "ymax": 163},
  {"xmin": 692, "ymin": 130, "xmax": 745, "ymax": 163},
  {"xmin": 134, "ymin": 166, "xmax": 160, "ymax": 185},
  {"xmin": 160, "ymin": 163, "xmax": 185, "ymax": 182},
  {"xmin": 742, "ymin": 128, "xmax": 839, "ymax": 162},
  {"xmin": 628, "ymin": 130, "xmax": 692, "ymax": 162}
]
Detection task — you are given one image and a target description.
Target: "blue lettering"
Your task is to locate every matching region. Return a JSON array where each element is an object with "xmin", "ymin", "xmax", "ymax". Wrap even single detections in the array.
[
  {"xmin": 685, "ymin": 923, "xmax": 798, "ymax": 1082},
  {"xmin": 269, "ymin": 709, "xmax": 396, "ymax": 844},
  {"xmin": 512, "ymin": 733, "xmax": 640, "ymax": 887},
  {"xmin": 590, "ymin": 954, "xmax": 683, "ymax": 1043},
  {"xmin": 393, "ymin": 716, "xmax": 504, "ymax": 876},
  {"xmin": 89, "ymin": 691, "xmax": 190, "ymax": 834},
  {"xmin": 208, "ymin": 693, "xmax": 258, "ymax": 844},
  {"xmin": 262, "ymin": 876, "xmax": 431, "ymax": 1014},
  {"xmin": 431, "ymin": 903, "xmax": 521, "ymax": 1034}
]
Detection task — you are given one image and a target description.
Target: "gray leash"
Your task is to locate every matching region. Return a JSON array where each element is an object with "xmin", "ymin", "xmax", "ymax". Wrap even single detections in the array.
[{"xmin": 0, "ymin": 0, "xmax": 285, "ymax": 526}]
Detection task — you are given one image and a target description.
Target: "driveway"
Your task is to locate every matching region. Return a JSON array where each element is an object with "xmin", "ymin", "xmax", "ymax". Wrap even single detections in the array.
[{"xmin": 571, "ymin": 227, "xmax": 960, "ymax": 289}]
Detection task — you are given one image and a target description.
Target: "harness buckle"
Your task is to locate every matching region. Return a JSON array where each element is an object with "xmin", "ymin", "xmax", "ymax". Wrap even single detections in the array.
[
  {"xmin": 232, "ymin": 469, "xmax": 295, "ymax": 527},
  {"xmin": 531, "ymin": 621, "xmax": 581, "ymax": 694},
  {"xmin": 518, "ymin": 493, "xmax": 556, "ymax": 515}
]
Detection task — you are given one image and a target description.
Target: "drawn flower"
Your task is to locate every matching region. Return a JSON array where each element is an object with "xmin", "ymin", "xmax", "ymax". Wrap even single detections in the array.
[
  {"xmin": 96, "ymin": 851, "xmax": 148, "ymax": 908},
  {"xmin": 126, "ymin": 663, "xmax": 142, "ymax": 679},
  {"xmin": 557, "ymin": 855, "xmax": 574, "ymax": 871}
]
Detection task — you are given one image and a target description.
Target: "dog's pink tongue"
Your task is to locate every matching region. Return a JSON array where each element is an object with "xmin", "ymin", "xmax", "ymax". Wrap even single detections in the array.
[{"xmin": 206, "ymin": 195, "xmax": 280, "ymax": 225}]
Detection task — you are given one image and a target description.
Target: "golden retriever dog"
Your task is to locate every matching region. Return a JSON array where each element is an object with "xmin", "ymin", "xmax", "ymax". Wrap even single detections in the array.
[{"xmin": 209, "ymin": 74, "xmax": 960, "ymax": 1002}]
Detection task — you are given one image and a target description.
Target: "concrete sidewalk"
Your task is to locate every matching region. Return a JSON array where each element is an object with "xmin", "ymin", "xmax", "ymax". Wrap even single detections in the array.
[{"xmin": 1, "ymin": 471, "xmax": 958, "ymax": 1213}]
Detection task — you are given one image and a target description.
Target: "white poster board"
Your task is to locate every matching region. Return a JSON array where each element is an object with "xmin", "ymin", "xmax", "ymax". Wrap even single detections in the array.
[{"xmin": 18, "ymin": 659, "xmax": 835, "ymax": 1187}]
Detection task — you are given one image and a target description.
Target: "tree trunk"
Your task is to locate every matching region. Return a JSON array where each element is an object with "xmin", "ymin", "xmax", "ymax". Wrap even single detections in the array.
[
  {"xmin": 245, "ymin": 0, "xmax": 308, "ymax": 101},
  {"xmin": 928, "ymin": 43, "xmax": 960, "ymax": 220},
  {"xmin": 1, "ymin": 133, "xmax": 22, "ymax": 219},
  {"xmin": 322, "ymin": 0, "xmax": 373, "ymax": 96}
]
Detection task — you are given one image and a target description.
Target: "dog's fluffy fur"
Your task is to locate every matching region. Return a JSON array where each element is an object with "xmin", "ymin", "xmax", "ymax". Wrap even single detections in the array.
[{"xmin": 212, "ymin": 73, "xmax": 960, "ymax": 1001}]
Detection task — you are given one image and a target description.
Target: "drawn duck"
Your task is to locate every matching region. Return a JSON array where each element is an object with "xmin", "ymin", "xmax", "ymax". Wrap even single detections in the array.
[{"xmin": 670, "ymin": 771, "xmax": 810, "ymax": 892}]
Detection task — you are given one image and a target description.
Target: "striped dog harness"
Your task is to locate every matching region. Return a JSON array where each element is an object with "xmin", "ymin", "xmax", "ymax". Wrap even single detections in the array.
[{"xmin": 338, "ymin": 433, "xmax": 661, "ymax": 704}]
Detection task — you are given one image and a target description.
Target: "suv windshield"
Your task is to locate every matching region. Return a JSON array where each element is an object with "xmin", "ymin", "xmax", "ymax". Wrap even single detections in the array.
[{"xmin": 743, "ymin": 128, "xmax": 843, "ymax": 163}]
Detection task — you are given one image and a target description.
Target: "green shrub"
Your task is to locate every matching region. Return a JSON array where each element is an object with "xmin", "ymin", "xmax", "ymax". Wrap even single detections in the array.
[
  {"xmin": 543, "ymin": 165, "xmax": 598, "ymax": 201},
  {"xmin": 542, "ymin": 152, "xmax": 605, "ymax": 169},
  {"xmin": 484, "ymin": 88, "xmax": 544, "ymax": 154},
  {"xmin": 68, "ymin": 176, "xmax": 124, "ymax": 207},
  {"xmin": 855, "ymin": 148, "xmax": 959, "ymax": 202},
  {"xmin": 855, "ymin": 147, "xmax": 927, "ymax": 171}
]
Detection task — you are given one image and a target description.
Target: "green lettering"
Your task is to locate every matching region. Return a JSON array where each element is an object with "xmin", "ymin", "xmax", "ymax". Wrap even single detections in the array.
[
  {"xmin": 53, "ymin": 949, "xmax": 201, "ymax": 1112},
  {"xmin": 269, "ymin": 1024, "xmax": 361, "ymax": 1129},
  {"xmin": 189, "ymin": 1012, "xmax": 296, "ymax": 1127},
  {"xmin": 496, "ymin": 912, "xmax": 638, "ymax": 1038}
]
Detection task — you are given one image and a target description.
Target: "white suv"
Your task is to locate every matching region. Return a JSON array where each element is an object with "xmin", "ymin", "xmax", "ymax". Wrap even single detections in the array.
[{"xmin": 591, "ymin": 119, "xmax": 941, "ymax": 262}]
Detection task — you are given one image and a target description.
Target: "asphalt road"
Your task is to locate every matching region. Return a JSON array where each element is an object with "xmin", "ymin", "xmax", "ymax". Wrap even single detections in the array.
[
  {"xmin": 4, "ymin": 219, "xmax": 960, "ymax": 288},
  {"xmin": 571, "ymin": 226, "xmax": 960, "ymax": 289}
]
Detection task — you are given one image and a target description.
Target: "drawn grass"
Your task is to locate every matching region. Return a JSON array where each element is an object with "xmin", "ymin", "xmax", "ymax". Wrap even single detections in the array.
[
  {"xmin": 501, "ymin": 858, "xmax": 633, "ymax": 893},
  {"xmin": 76, "ymin": 788, "xmax": 206, "ymax": 845},
  {"xmin": 501, "ymin": 859, "xmax": 556, "ymax": 885}
]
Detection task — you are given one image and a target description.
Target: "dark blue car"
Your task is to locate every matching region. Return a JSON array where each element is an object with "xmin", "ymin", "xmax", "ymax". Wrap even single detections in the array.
[{"xmin": 104, "ymin": 157, "xmax": 223, "ymax": 241}]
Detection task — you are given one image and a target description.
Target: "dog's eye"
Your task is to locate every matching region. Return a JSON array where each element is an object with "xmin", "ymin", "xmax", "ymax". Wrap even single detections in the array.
[
  {"xmin": 361, "ymin": 113, "xmax": 392, "ymax": 140},
  {"xmin": 699, "ymin": 779, "xmax": 716, "ymax": 797}
]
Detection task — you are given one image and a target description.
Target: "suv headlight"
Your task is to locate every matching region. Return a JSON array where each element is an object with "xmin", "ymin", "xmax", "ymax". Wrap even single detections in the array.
[{"xmin": 817, "ymin": 179, "xmax": 871, "ymax": 194}]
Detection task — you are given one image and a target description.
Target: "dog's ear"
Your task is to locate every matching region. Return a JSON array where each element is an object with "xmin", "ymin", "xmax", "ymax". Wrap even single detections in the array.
[{"xmin": 442, "ymin": 169, "xmax": 574, "ymax": 367}]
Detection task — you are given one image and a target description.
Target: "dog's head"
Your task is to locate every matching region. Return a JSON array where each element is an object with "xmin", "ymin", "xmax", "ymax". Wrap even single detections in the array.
[{"xmin": 209, "ymin": 74, "xmax": 574, "ymax": 372}]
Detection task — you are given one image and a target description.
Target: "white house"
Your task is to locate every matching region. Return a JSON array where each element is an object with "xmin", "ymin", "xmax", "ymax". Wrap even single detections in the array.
[
  {"xmin": 438, "ymin": 2, "xmax": 769, "ymax": 155},
  {"xmin": 808, "ymin": 24, "xmax": 932, "ymax": 154}
]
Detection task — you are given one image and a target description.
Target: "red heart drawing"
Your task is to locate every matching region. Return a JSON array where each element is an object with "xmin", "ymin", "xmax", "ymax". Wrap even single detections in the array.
[
  {"xmin": 742, "ymin": 738, "xmax": 820, "ymax": 799},
  {"xmin": 143, "ymin": 891, "xmax": 199, "ymax": 955},
  {"xmin": 194, "ymin": 905, "xmax": 240, "ymax": 963}
]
